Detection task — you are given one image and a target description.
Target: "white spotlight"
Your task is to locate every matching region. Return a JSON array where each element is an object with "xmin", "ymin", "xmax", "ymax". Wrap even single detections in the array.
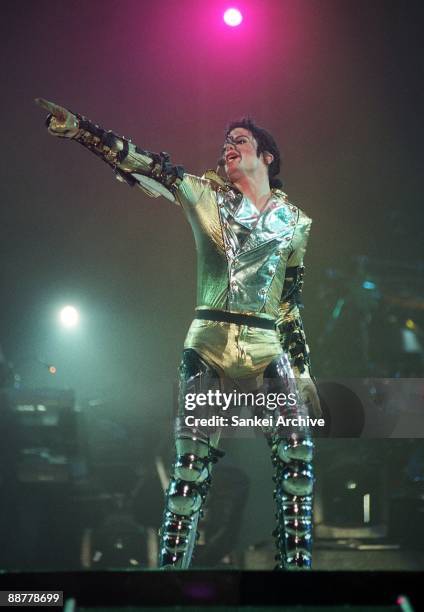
[{"xmin": 60, "ymin": 305, "xmax": 79, "ymax": 328}]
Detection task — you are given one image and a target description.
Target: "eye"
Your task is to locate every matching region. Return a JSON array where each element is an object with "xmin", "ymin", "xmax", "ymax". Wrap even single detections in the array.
[{"xmin": 236, "ymin": 137, "xmax": 248, "ymax": 145}]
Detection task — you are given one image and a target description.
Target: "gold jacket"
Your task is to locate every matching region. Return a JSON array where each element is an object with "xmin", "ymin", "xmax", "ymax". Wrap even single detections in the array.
[{"xmin": 128, "ymin": 164, "xmax": 313, "ymax": 379}]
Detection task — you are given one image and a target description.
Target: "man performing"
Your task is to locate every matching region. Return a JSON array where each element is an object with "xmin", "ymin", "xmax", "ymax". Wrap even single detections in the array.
[{"xmin": 36, "ymin": 98, "xmax": 319, "ymax": 570}]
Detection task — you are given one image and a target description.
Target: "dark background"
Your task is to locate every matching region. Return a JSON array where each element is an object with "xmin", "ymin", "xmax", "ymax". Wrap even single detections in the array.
[
  {"xmin": 0, "ymin": 0, "xmax": 423, "ymax": 566},
  {"xmin": 1, "ymin": 0, "xmax": 423, "ymax": 392}
]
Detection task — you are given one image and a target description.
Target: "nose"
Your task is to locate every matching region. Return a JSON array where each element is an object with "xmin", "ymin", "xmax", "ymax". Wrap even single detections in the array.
[{"xmin": 224, "ymin": 142, "xmax": 235, "ymax": 154}]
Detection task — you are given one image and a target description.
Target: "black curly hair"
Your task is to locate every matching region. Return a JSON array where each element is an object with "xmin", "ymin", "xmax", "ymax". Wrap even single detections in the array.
[{"xmin": 224, "ymin": 117, "xmax": 283, "ymax": 189}]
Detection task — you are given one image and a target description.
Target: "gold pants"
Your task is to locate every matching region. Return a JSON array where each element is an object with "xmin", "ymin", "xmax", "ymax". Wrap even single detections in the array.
[{"xmin": 184, "ymin": 318, "xmax": 283, "ymax": 382}]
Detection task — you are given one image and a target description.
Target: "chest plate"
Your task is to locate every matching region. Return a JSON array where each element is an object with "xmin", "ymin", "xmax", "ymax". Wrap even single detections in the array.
[{"xmin": 217, "ymin": 189, "xmax": 298, "ymax": 313}]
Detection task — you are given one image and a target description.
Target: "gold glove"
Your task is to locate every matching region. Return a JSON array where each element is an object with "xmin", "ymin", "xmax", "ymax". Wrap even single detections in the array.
[{"xmin": 35, "ymin": 97, "xmax": 80, "ymax": 138}]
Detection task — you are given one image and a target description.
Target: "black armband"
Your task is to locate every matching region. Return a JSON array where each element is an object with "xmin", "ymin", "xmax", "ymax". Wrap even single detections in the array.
[
  {"xmin": 72, "ymin": 114, "xmax": 124, "ymax": 168},
  {"xmin": 145, "ymin": 150, "xmax": 185, "ymax": 191},
  {"xmin": 281, "ymin": 265, "xmax": 305, "ymax": 304},
  {"xmin": 280, "ymin": 317, "xmax": 311, "ymax": 373}
]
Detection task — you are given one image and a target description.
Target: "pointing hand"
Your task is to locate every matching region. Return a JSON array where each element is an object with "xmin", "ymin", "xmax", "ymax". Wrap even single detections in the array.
[{"xmin": 35, "ymin": 97, "xmax": 80, "ymax": 138}]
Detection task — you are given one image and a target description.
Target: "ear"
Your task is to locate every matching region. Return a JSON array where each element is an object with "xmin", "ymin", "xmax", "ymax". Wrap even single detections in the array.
[{"xmin": 263, "ymin": 151, "xmax": 274, "ymax": 165}]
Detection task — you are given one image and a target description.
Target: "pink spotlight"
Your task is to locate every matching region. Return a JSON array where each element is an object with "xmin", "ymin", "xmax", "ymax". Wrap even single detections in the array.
[{"xmin": 223, "ymin": 8, "xmax": 243, "ymax": 27}]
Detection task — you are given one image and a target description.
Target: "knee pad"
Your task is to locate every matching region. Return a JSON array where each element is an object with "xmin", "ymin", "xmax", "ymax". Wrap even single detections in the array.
[
  {"xmin": 173, "ymin": 452, "xmax": 210, "ymax": 483},
  {"xmin": 264, "ymin": 352, "xmax": 293, "ymax": 382},
  {"xmin": 167, "ymin": 479, "xmax": 205, "ymax": 516}
]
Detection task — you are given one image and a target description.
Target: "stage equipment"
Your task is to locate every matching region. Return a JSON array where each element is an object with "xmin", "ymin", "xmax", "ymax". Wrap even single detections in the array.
[
  {"xmin": 6, "ymin": 387, "xmax": 79, "ymax": 483},
  {"xmin": 314, "ymin": 441, "xmax": 388, "ymax": 540},
  {"xmin": 316, "ymin": 256, "xmax": 424, "ymax": 377}
]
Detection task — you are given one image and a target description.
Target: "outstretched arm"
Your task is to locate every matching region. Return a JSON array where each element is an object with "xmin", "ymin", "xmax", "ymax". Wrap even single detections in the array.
[{"xmin": 35, "ymin": 98, "xmax": 186, "ymax": 203}]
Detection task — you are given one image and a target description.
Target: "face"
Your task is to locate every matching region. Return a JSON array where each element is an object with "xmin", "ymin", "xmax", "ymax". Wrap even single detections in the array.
[{"xmin": 221, "ymin": 127, "xmax": 273, "ymax": 182}]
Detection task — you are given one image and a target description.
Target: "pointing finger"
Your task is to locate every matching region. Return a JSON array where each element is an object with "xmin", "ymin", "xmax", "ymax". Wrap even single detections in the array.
[{"xmin": 35, "ymin": 97, "xmax": 67, "ymax": 120}]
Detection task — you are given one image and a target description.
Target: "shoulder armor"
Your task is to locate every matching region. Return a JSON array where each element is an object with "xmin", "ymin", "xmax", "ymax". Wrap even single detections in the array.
[
  {"xmin": 201, "ymin": 170, "xmax": 242, "ymax": 198},
  {"xmin": 272, "ymin": 188, "xmax": 289, "ymax": 201},
  {"xmin": 202, "ymin": 170, "xmax": 231, "ymax": 190}
]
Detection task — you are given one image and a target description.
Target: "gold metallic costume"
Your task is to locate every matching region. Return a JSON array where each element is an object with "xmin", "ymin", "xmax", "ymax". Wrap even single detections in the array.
[
  {"xmin": 172, "ymin": 171, "xmax": 311, "ymax": 377},
  {"xmin": 39, "ymin": 101, "xmax": 317, "ymax": 570}
]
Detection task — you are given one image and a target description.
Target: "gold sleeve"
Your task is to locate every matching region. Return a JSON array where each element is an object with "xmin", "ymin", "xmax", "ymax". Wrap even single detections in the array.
[
  {"xmin": 44, "ymin": 110, "xmax": 187, "ymax": 203},
  {"xmin": 44, "ymin": 105, "xmax": 214, "ymax": 207}
]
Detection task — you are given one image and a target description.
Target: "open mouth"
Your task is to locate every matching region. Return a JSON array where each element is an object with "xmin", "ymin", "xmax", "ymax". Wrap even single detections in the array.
[{"xmin": 226, "ymin": 153, "xmax": 240, "ymax": 163}]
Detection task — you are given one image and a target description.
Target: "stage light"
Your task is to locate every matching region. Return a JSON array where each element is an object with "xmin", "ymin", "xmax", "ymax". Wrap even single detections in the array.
[
  {"xmin": 59, "ymin": 305, "xmax": 79, "ymax": 328},
  {"xmin": 223, "ymin": 8, "xmax": 243, "ymax": 27},
  {"xmin": 362, "ymin": 280, "xmax": 376, "ymax": 290}
]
